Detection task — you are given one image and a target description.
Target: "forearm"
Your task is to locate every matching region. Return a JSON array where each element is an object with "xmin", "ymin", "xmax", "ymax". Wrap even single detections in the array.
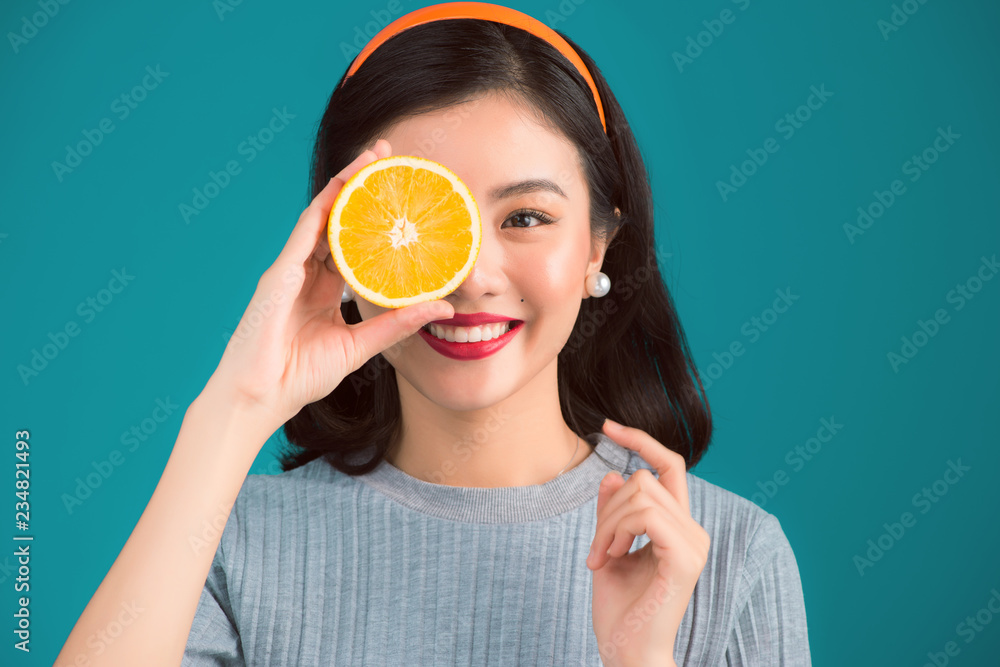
[{"xmin": 54, "ymin": 379, "xmax": 282, "ymax": 667}]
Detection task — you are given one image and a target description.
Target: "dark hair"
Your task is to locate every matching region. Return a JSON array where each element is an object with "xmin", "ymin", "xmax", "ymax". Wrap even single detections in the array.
[{"xmin": 278, "ymin": 18, "xmax": 712, "ymax": 475}]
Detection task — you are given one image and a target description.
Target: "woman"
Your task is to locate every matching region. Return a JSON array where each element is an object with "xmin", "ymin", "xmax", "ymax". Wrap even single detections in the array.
[{"xmin": 56, "ymin": 3, "xmax": 810, "ymax": 666}]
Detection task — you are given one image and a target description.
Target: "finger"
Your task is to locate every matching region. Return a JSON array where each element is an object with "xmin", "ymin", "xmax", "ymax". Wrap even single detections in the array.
[
  {"xmin": 605, "ymin": 507, "xmax": 676, "ymax": 563},
  {"xmin": 609, "ymin": 508, "xmax": 710, "ymax": 581},
  {"xmin": 602, "ymin": 418, "xmax": 690, "ymax": 516},
  {"xmin": 590, "ymin": 474, "xmax": 707, "ymax": 570},
  {"xmin": 277, "ymin": 139, "xmax": 392, "ymax": 267},
  {"xmin": 323, "ymin": 254, "xmax": 346, "ymax": 296},
  {"xmin": 589, "ymin": 490, "xmax": 669, "ymax": 570},
  {"xmin": 596, "ymin": 494, "xmax": 709, "ymax": 572},
  {"xmin": 596, "ymin": 471, "xmax": 624, "ymax": 516},
  {"xmin": 593, "ymin": 500, "xmax": 692, "ymax": 573},
  {"xmin": 596, "ymin": 468, "xmax": 691, "ymax": 533},
  {"xmin": 346, "ymin": 298, "xmax": 455, "ymax": 369},
  {"xmin": 250, "ymin": 262, "xmax": 309, "ymax": 328},
  {"xmin": 587, "ymin": 473, "xmax": 627, "ymax": 570},
  {"xmin": 314, "ymin": 229, "xmax": 333, "ymax": 264}
]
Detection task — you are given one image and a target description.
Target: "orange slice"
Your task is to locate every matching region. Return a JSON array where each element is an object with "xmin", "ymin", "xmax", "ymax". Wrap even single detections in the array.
[{"xmin": 328, "ymin": 155, "xmax": 482, "ymax": 309}]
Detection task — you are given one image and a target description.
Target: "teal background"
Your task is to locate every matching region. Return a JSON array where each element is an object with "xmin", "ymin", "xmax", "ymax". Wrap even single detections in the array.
[{"xmin": 2, "ymin": 0, "xmax": 998, "ymax": 664}]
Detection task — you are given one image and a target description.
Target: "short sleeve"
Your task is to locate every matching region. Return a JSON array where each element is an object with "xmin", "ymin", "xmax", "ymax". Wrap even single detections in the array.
[
  {"xmin": 181, "ymin": 506, "xmax": 245, "ymax": 665},
  {"xmin": 723, "ymin": 514, "xmax": 811, "ymax": 666}
]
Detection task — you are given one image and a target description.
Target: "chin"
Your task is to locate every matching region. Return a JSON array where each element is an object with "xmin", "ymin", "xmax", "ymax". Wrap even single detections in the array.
[{"xmin": 402, "ymin": 364, "xmax": 520, "ymax": 413}]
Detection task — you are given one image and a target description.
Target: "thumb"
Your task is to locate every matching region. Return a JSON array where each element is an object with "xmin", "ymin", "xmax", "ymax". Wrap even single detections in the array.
[{"xmin": 349, "ymin": 299, "xmax": 455, "ymax": 367}]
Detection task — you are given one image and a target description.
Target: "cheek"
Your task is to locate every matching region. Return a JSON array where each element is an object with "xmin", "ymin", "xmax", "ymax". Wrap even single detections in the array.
[
  {"xmin": 515, "ymin": 241, "xmax": 584, "ymax": 311},
  {"xmin": 520, "ymin": 236, "xmax": 585, "ymax": 293}
]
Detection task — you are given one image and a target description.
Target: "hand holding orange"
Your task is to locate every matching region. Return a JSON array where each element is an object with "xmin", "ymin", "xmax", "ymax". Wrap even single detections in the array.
[
  {"xmin": 327, "ymin": 154, "xmax": 482, "ymax": 308},
  {"xmin": 206, "ymin": 141, "xmax": 460, "ymax": 431}
]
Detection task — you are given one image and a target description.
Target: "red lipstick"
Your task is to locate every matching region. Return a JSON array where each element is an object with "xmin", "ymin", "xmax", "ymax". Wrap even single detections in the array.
[{"xmin": 420, "ymin": 313, "xmax": 523, "ymax": 361}]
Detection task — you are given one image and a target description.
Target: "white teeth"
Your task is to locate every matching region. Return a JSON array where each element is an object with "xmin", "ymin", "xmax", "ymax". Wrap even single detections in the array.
[{"xmin": 428, "ymin": 322, "xmax": 513, "ymax": 343}]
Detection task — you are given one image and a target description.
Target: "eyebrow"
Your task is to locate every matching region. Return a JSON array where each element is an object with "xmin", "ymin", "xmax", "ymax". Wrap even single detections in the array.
[{"xmin": 489, "ymin": 178, "xmax": 568, "ymax": 202}]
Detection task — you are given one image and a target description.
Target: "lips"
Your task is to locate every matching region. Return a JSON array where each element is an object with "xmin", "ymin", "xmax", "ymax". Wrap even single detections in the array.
[{"xmin": 418, "ymin": 319, "xmax": 523, "ymax": 360}]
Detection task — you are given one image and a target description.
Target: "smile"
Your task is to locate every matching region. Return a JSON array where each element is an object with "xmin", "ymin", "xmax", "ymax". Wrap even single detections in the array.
[
  {"xmin": 426, "ymin": 322, "xmax": 512, "ymax": 342},
  {"xmin": 418, "ymin": 320, "xmax": 524, "ymax": 360}
]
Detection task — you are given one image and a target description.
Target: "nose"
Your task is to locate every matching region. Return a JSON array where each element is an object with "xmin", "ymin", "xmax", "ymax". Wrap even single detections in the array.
[{"xmin": 447, "ymin": 218, "xmax": 507, "ymax": 303}]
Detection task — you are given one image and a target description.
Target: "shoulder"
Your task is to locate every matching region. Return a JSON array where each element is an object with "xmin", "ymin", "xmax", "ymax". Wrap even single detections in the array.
[
  {"xmin": 675, "ymin": 473, "xmax": 811, "ymax": 662},
  {"xmin": 215, "ymin": 457, "xmax": 350, "ymax": 560},
  {"xmin": 240, "ymin": 455, "xmax": 344, "ymax": 496},
  {"xmin": 232, "ymin": 456, "xmax": 354, "ymax": 518},
  {"xmin": 685, "ymin": 473, "xmax": 796, "ymax": 584},
  {"xmin": 680, "ymin": 470, "xmax": 805, "ymax": 635}
]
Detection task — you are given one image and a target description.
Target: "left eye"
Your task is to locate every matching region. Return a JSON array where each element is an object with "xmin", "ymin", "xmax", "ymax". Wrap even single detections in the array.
[{"xmin": 502, "ymin": 210, "xmax": 555, "ymax": 229}]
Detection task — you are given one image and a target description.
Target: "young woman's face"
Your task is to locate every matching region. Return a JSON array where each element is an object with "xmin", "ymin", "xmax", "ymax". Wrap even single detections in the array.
[{"xmin": 355, "ymin": 91, "xmax": 608, "ymax": 411}]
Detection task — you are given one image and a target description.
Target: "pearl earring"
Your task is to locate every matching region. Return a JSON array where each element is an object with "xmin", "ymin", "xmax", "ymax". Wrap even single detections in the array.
[
  {"xmin": 341, "ymin": 283, "xmax": 355, "ymax": 303},
  {"xmin": 585, "ymin": 271, "xmax": 611, "ymax": 298}
]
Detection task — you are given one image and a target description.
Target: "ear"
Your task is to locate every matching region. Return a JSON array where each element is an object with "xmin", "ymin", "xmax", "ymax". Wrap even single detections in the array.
[{"xmin": 582, "ymin": 219, "xmax": 621, "ymax": 299}]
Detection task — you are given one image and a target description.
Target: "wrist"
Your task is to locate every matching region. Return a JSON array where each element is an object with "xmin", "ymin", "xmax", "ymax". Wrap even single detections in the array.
[
  {"xmin": 188, "ymin": 378, "xmax": 289, "ymax": 456},
  {"xmin": 198, "ymin": 375, "xmax": 289, "ymax": 428}
]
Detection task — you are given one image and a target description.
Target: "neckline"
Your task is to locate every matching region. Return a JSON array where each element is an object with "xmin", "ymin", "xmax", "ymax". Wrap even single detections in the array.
[{"xmin": 353, "ymin": 432, "xmax": 632, "ymax": 524}]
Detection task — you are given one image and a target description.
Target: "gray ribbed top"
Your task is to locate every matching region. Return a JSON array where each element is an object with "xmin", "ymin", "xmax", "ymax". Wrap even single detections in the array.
[
  {"xmin": 353, "ymin": 431, "xmax": 632, "ymax": 523},
  {"xmin": 183, "ymin": 432, "xmax": 812, "ymax": 665}
]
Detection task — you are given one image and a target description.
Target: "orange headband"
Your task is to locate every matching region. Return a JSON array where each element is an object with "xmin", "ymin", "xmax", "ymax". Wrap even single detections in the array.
[{"xmin": 341, "ymin": 1, "xmax": 607, "ymax": 134}]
